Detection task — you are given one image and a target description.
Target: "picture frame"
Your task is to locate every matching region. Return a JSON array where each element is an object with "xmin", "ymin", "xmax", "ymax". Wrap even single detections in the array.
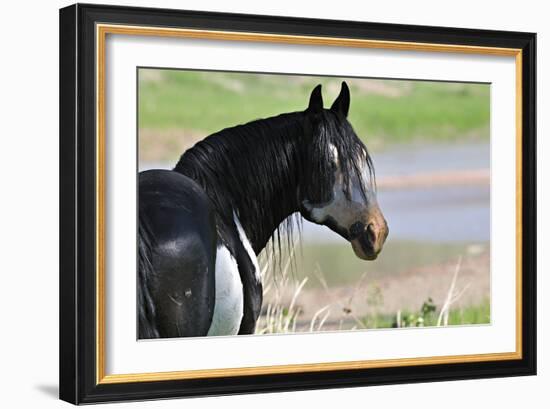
[{"xmin": 59, "ymin": 3, "xmax": 536, "ymax": 404}]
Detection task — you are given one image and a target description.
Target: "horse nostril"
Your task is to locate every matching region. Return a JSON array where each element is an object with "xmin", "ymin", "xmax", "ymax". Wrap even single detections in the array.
[{"xmin": 349, "ymin": 222, "xmax": 365, "ymax": 239}]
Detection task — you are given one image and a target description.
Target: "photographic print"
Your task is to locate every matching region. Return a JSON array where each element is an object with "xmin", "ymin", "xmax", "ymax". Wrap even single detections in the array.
[
  {"xmin": 137, "ymin": 69, "xmax": 490, "ymax": 339},
  {"xmin": 60, "ymin": 5, "xmax": 535, "ymax": 402}
]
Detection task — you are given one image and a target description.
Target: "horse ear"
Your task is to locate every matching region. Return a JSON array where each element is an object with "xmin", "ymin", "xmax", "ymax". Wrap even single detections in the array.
[
  {"xmin": 307, "ymin": 84, "xmax": 324, "ymax": 112},
  {"xmin": 330, "ymin": 81, "xmax": 350, "ymax": 117}
]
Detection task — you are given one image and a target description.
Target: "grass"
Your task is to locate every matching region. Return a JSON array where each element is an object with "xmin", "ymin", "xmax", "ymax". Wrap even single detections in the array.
[
  {"xmin": 359, "ymin": 299, "xmax": 491, "ymax": 329},
  {"xmin": 255, "ymin": 244, "xmax": 490, "ymax": 334},
  {"xmin": 138, "ymin": 69, "xmax": 490, "ymax": 161}
]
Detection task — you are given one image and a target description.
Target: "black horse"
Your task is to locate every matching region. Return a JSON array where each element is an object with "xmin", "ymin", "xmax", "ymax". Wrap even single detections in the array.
[{"xmin": 138, "ymin": 82, "xmax": 389, "ymax": 339}]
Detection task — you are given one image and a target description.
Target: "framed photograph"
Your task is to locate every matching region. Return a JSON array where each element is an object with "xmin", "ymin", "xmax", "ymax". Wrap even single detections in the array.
[{"xmin": 59, "ymin": 3, "xmax": 536, "ymax": 404}]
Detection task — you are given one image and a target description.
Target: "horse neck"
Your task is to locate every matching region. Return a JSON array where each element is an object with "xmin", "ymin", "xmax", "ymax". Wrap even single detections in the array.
[{"xmin": 174, "ymin": 112, "xmax": 306, "ymax": 254}]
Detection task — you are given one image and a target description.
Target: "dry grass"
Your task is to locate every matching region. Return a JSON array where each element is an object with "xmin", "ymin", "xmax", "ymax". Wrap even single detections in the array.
[
  {"xmin": 255, "ymin": 244, "xmax": 325, "ymax": 334},
  {"xmin": 256, "ymin": 250, "xmax": 485, "ymax": 334}
]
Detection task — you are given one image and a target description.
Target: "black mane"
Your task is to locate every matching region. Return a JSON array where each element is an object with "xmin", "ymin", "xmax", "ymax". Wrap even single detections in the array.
[{"xmin": 173, "ymin": 108, "xmax": 375, "ymax": 256}]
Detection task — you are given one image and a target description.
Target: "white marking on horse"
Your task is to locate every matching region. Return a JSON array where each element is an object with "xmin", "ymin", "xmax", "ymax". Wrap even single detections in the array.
[
  {"xmin": 207, "ymin": 245, "xmax": 244, "ymax": 336},
  {"xmin": 329, "ymin": 143, "xmax": 339, "ymax": 165},
  {"xmin": 233, "ymin": 211, "xmax": 261, "ymax": 282}
]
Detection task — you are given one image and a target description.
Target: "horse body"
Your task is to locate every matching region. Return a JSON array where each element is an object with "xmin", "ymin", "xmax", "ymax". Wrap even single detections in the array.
[
  {"xmin": 138, "ymin": 170, "xmax": 217, "ymax": 338},
  {"xmin": 139, "ymin": 170, "xmax": 262, "ymax": 338},
  {"xmin": 138, "ymin": 82, "xmax": 389, "ymax": 339}
]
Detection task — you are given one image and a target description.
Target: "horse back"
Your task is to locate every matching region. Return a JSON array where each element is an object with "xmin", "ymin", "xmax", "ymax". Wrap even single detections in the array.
[{"xmin": 138, "ymin": 169, "xmax": 217, "ymax": 338}]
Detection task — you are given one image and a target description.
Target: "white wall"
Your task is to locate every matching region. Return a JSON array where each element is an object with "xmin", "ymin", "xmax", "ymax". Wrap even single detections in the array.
[{"xmin": 0, "ymin": 1, "xmax": 545, "ymax": 408}]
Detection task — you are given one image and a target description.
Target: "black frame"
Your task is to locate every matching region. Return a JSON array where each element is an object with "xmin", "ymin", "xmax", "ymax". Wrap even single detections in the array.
[{"xmin": 59, "ymin": 3, "xmax": 537, "ymax": 404}]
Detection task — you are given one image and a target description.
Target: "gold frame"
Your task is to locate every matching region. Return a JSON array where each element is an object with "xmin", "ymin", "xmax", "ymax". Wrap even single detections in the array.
[{"xmin": 95, "ymin": 23, "xmax": 524, "ymax": 385}]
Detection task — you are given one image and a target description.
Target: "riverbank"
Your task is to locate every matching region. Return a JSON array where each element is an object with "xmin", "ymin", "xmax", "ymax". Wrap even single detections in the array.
[{"xmin": 257, "ymin": 245, "xmax": 490, "ymax": 333}]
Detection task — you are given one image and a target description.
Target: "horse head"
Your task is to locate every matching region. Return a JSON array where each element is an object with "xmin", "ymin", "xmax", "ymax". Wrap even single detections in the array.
[{"xmin": 300, "ymin": 82, "xmax": 389, "ymax": 260}]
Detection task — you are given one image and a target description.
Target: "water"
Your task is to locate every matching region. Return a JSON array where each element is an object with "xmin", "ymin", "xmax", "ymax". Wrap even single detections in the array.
[
  {"xmin": 140, "ymin": 142, "xmax": 490, "ymax": 244},
  {"xmin": 373, "ymin": 142, "xmax": 489, "ymax": 176}
]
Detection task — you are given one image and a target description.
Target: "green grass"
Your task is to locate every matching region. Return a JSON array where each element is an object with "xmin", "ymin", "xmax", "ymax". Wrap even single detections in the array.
[
  {"xmin": 139, "ymin": 69, "xmax": 492, "ymax": 330},
  {"xmin": 138, "ymin": 69, "xmax": 490, "ymax": 152},
  {"xmin": 360, "ymin": 299, "xmax": 491, "ymax": 329},
  {"xmin": 446, "ymin": 301, "xmax": 491, "ymax": 325}
]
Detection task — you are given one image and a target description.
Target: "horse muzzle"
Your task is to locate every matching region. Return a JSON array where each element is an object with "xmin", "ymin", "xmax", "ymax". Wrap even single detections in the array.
[{"xmin": 349, "ymin": 217, "xmax": 389, "ymax": 261}]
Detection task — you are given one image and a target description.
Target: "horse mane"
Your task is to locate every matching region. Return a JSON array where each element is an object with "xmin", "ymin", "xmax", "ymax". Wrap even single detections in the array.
[
  {"xmin": 305, "ymin": 110, "xmax": 376, "ymax": 205},
  {"xmin": 173, "ymin": 108, "xmax": 375, "ymax": 260}
]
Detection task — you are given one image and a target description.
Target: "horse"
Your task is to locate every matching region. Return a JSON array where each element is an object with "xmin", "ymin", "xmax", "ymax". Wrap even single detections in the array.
[{"xmin": 138, "ymin": 82, "xmax": 389, "ymax": 339}]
